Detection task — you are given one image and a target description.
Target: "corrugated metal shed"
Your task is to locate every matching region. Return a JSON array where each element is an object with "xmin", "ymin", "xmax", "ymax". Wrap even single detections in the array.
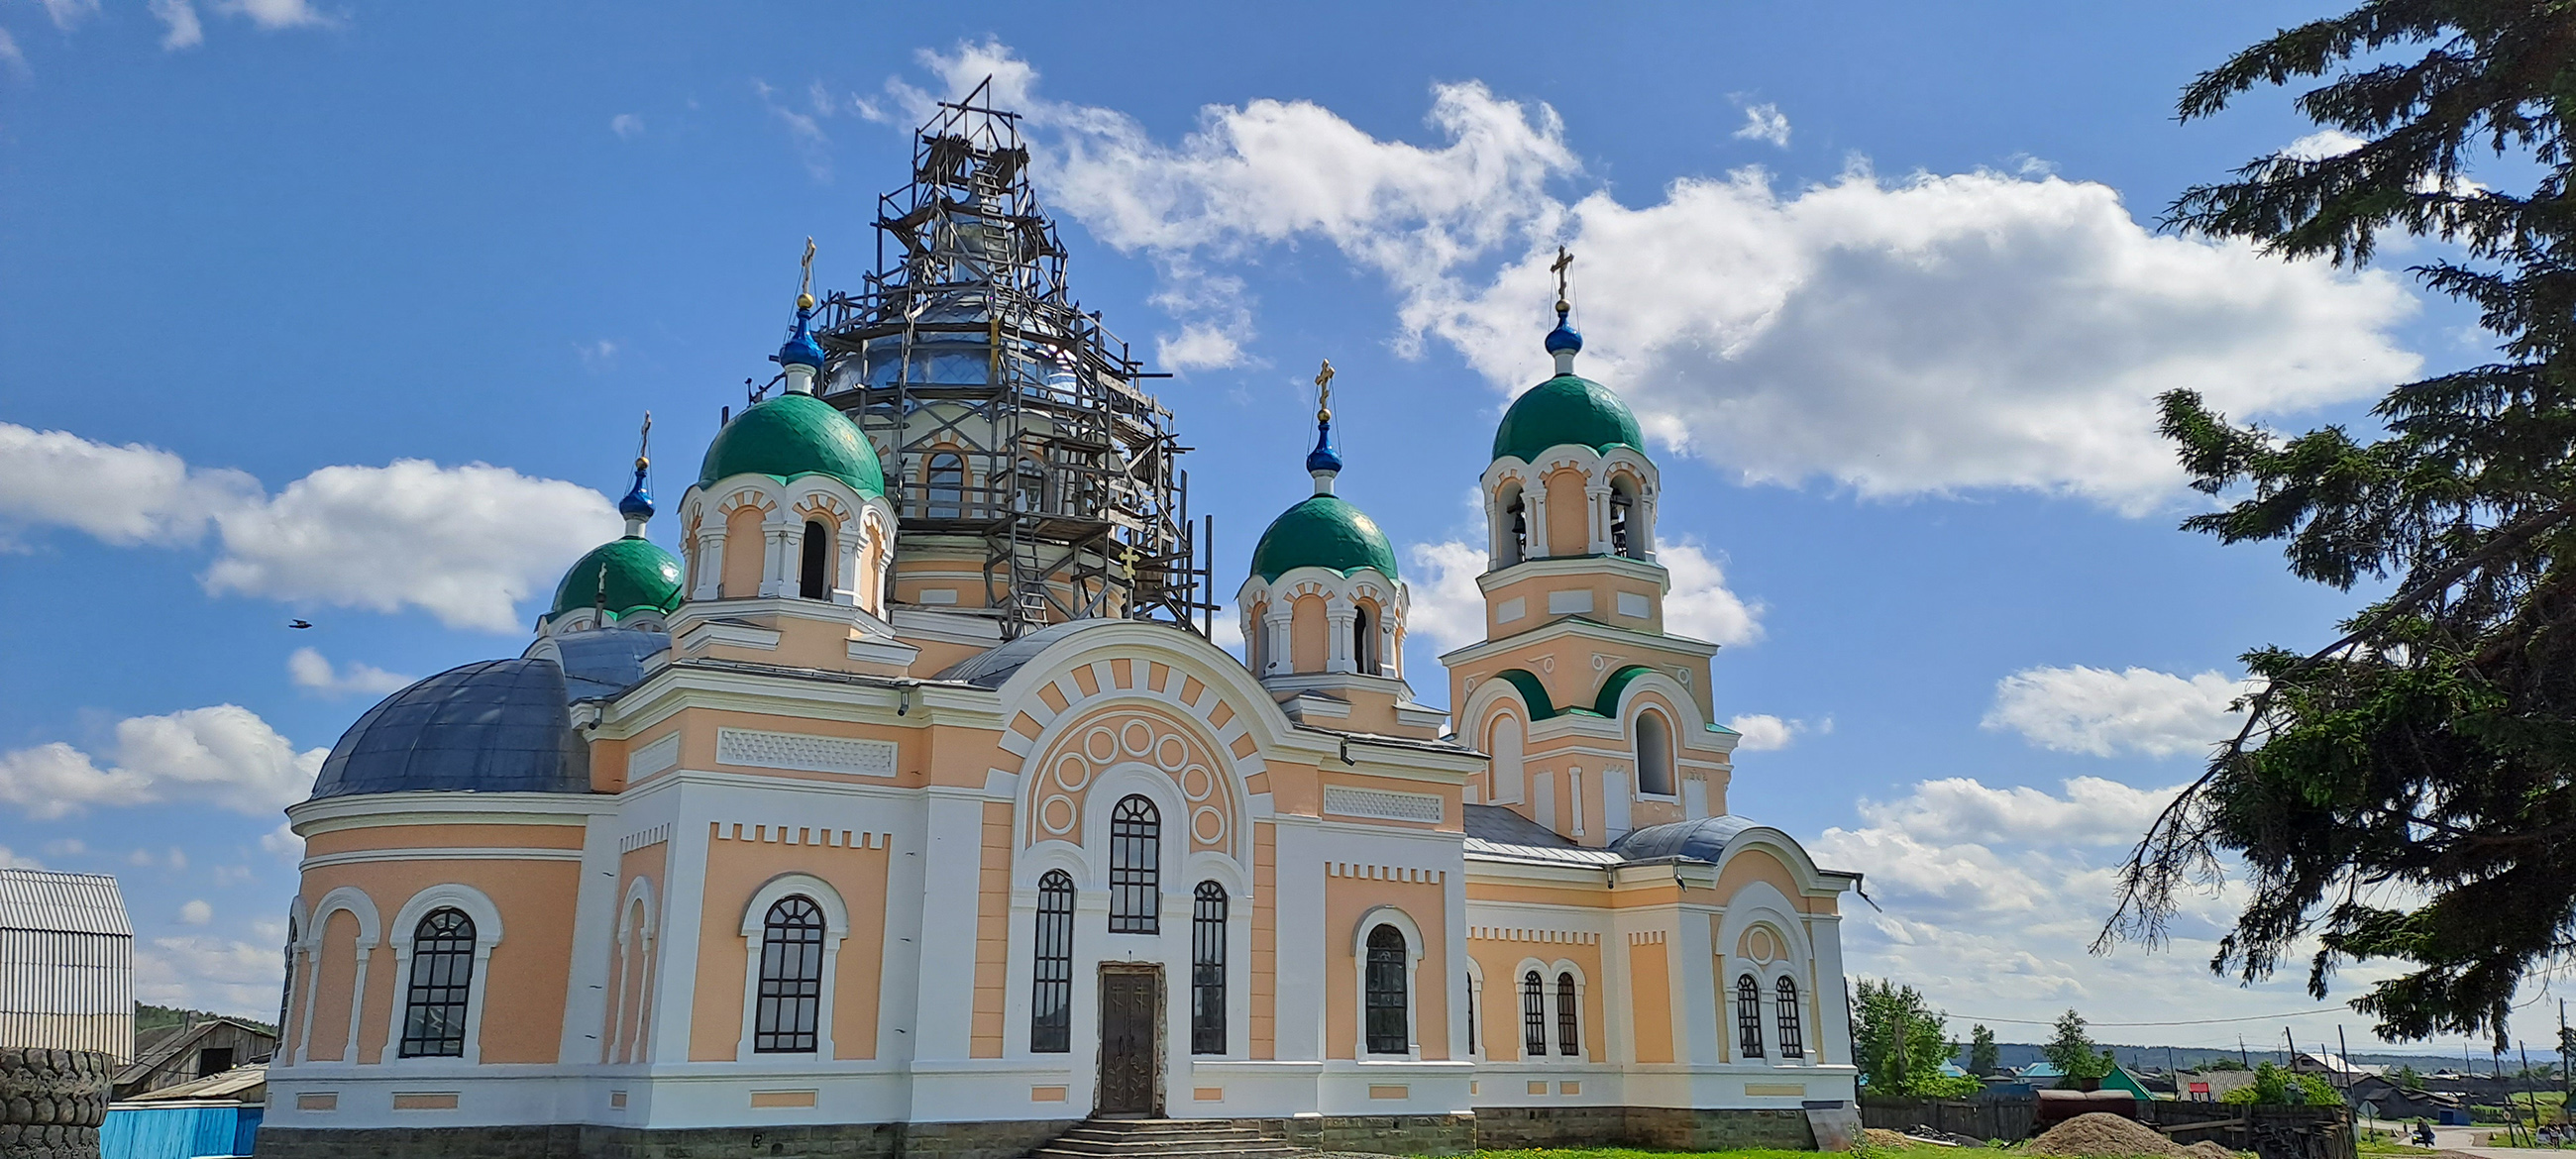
[{"xmin": 0, "ymin": 867, "xmax": 136, "ymax": 1059}]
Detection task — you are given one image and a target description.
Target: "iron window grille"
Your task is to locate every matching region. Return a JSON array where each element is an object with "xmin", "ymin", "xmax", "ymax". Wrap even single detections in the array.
[
  {"xmin": 1556, "ymin": 973, "xmax": 1579, "ymax": 1056},
  {"xmin": 1363, "ymin": 924, "xmax": 1408, "ymax": 1055},
  {"xmin": 1191, "ymin": 881, "xmax": 1227, "ymax": 1054},
  {"xmin": 1775, "ymin": 976, "xmax": 1804, "ymax": 1058},
  {"xmin": 1030, "ymin": 871, "xmax": 1074, "ymax": 1052},
  {"xmin": 1522, "ymin": 970, "xmax": 1548, "ymax": 1056},
  {"xmin": 753, "ymin": 896, "xmax": 825, "ymax": 1053},
  {"xmin": 397, "ymin": 908, "xmax": 476, "ymax": 1058},
  {"xmin": 1736, "ymin": 974, "xmax": 1766, "ymax": 1059},
  {"xmin": 1108, "ymin": 795, "xmax": 1160, "ymax": 933},
  {"xmin": 1464, "ymin": 974, "xmax": 1478, "ymax": 1056}
]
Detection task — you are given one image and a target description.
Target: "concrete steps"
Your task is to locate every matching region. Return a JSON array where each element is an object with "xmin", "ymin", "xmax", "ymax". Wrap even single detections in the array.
[{"xmin": 1029, "ymin": 1118, "xmax": 1304, "ymax": 1159}]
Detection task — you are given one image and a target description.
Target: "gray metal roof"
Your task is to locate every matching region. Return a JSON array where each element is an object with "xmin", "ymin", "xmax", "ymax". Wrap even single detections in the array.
[
  {"xmin": 309, "ymin": 659, "xmax": 590, "ymax": 799},
  {"xmin": 934, "ymin": 619, "xmax": 1117, "ymax": 687},
  {"xmin": 0, "ymin": 869, "xmax": 131, "ymax": 937},
  {"xmin": 554, "ymin": 627, "xmax": 670, "ymax": 700},
  {"xmin": 1461, "ymin": 804, "xmax": 1626, "ymax": 868},
  {"xmin": 1610, "ymin": 814, "xmax": 1761, "ymax": 863}
]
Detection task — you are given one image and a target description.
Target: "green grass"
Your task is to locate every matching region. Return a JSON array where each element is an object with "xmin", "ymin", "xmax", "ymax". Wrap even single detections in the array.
[{"xmin": 1468, "ymin": 1146, "xmax": 1985, "ymax": 1159}]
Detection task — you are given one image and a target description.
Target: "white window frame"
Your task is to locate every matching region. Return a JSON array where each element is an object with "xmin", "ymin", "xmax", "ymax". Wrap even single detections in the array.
[
  {"xmin": 386, "ymin": 883, "xmax": 505, "ymax": 1067},
  {"xmin": 735, "ymin": 873, "xmax": 850, "ymax": 1062},
  {"xmin": 1351, "ymin": 905, "xmax": 1425, "ymax": 1060}
]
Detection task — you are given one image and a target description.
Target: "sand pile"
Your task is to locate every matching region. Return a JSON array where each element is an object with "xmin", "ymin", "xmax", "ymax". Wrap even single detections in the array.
[
  {"xmin": 2183, "ymin": 1142, "xmax": 2243, "ymax": 1159},
  {"xmin": 2026, "ymin": 1112, "xmax": 2185, "ymax": 1158},
  {"xmin": 1864, "ymin": 1128, "xmax": 1912, "ymax": 1148}
]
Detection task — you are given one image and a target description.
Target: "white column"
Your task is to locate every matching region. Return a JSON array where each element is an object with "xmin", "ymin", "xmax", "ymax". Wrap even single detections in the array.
[
  {"xmin": 1487, "ymin": 485, "xmax": 1512, "ymax": 570},
  {"xmin": 1325, "ymin": 597, "xmax": 1355, "ymax": 675},
  {"xmin": 693, "ymin": 527, "xmax": 727, "ymax": 600},
  {"xmin": 912, "ymin": 789, "xmax": 988, "ymax": 1060},
  {"xmin": 1585, "ymin": 484, "xmax": 1612, "ymax": 555},
  {"xmin": 648, "ymin": 794, "xmax": 712, "ymax": 1064},
  {"xmin": 1524, "ymin": 486, "xmax": 1551, "ymax": 559},
  {"xmin": 1676, "ymin": 911, "xmax": 1720, "ymax": 1065},
  {"xmin": 1637, "ymin": 490, "xmax": 1660, "ymax": 561},
  {"xmin": 1378, "ymin": 617, "xmax": 1400, "ymax": 679},
  {"xmin": 1810, "ymin": 913, "xmax": 1850, "ymax": 1066},
  {"xmin": 759, "ymin": 520, "xmax": 790, "ymax": 598},
  {"xmin": 556, "ymin": 806, "xmax": 623, "ymax": 1063},
  {"xmin": 1270, "ymin": 817, "xmax": 1325, "ymax": 1065},
  {"xmin": 1262, "ymin": 607, "xmax": 1294, "ymax": 676}
]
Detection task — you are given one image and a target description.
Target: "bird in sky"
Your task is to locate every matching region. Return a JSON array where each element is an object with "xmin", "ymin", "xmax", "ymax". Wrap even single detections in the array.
[{"xmin": 287, "ymin": 619, "xmax": 312, "ymax": 629}]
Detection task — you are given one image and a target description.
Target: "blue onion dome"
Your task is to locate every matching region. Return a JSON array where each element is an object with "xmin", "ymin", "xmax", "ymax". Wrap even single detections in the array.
[
  {"xmin": 617, "ymin": 459, "xmax": 655, "ymax": 522},
  {"xmin": 1250, "ymin": 494, "xmax": 1399, "ymax": 582},
  {"xmin": 548, "ymin": 537, "xmax": 684, "ymax": 623},
  {"xmin": 1306, "ymin": 415, "xmax": 1343, "ymax": 474},
  {"xmin": 776, "ymin": 297, "xmax": 825, "ymax": 370},
  {"xmin": 309, "ymin": 659, "xmax": 591, "ymax": 798},
  {"xmin": 1545, "ymin": 305, "xmax": 1583, "ymax": 355},
  {"xmin": 698, "ymin": 391, "xmax": 885, "ymax": 497}
]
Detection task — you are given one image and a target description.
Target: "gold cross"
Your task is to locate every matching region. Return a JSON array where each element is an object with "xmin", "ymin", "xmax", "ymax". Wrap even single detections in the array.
[
  {"xmin": 1314, "ymin": 359, "xmax": 1336, "ymax": 422},
  {"xmin": 1551, "ymin": 246, "xmax": 1574, "ymax": 309},
  {"xmin": 798, "ymin": 237, "xmax": 817, "ymax": 309}
]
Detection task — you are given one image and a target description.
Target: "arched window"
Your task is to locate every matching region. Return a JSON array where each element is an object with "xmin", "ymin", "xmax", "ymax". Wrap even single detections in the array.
[
  {"xmin": 1736, "ymin": 974, "xmax": 1766, "ymax": 1059},
  {"xmin": 1521, "ymin": 970, "xmax": 1548, "ymax": 1057},
  {"xmin": 1488, "ymin": 714, "xmax": 1524, "ymax": 805},
  {"xmin": 1463, "ymin": 973, "xmax": 1479, "ymax": 1057},
  {"xmin": 1191, "ymin": 882, "xmax": 1227, "ymax": 1055},
  {"xmin": 799, "ymin": 520, "xmax": 830, "ymax": 599},
  {"xmin": 1108, "ymin": 795, "xmax": 1160, "ymax": 933},
  {"xmin": 277, "ymin": 916, "xmax": 297, "ymax": 1044},
  {"xmin": 1610, "ymin": 479, "xmax": 1639, "ymax": 559},
  {"xmin": 926, "ymin": 452, "xmax": 965, "ymax": 518},
  {"xmin": 1775, "ymin": 976, "xmax": 1804, "ymax": 1058},
  {"xmin": 1363, "ymin": 924, "xmax": 1408, "ymax": 1055},
  {"xmin": 1556, "ymin": 973, "xmax": 1579, "ymax": 1057},
  {"xmin": 397, "ymin": 908, "xmax": 476, "ymax": 1058},
  {"xmin": 753, "ymin": 896, "xmax": 824, "ymax": 1053},
  {"xmin": 1636, "ymin": 710, "xmax": 1674, "ymax": 796},
  {"xmin": 1015, "ymin": 457, "xmax": 1047, "ymax": 513},
  {"xmin": 1353, "ymin": 604, "xmax": 1374, "ymax": 675},
  {"xmin": 1029, "ymin": 871, "xmax": 1074, "ymax": 1053},
  {"xmin": 1502, "ymin": 486, "xmax": 1528, "ymax": 566}
]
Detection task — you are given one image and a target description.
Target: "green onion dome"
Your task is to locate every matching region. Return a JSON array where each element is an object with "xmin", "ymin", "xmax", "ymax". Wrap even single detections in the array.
[
  {"xmin": 1250, "ymin": 494, "xmax": 1399, "ymax": 582},
  {"xmin": 549, "ymin": 537, "xmax": 684, "ymax": 622},
  {"xmin": 1490, "ymin": 373, "xmax": 1645, "ymax": 464},
  {"xmin": 696, "ymin": 392, "xmax": 884, "ymax": 498}
]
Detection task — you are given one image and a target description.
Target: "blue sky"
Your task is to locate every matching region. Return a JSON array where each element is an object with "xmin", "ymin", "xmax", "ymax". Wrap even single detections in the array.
[{"xmin": 1, "ymin": 2, "xmax": 2550, "ymax": 1054}]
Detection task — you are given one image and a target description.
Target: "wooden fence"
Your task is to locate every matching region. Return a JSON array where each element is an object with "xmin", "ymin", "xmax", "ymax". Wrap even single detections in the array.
[{"xmin": 1859, "ymin": 1094, "xmax": 2356, "ymax": 1159}]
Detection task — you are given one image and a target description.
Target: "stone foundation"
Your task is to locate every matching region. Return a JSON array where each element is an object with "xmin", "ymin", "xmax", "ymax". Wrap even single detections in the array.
[
  {"xmin": 1476, "ymin": 1106, "xmax": 1820, "ymax": 1151},
  {"xmin": 256, "ymin": 1119, "xmax": 1075, "ymax": 1159},
  {"xmin": 1228, "ymin": 1113, "xmax": 1475, "ymax": 1157}
]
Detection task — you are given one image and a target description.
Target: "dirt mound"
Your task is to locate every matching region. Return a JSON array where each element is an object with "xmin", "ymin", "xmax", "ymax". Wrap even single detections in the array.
[
  {"xmin": 1864, "ymin": 1128, "xmax": 1912, "ymax": 1148},
  {"xmin": 2026, "ymin": 1112, "xmax": 2184, "ymax": 1158},
  {"xmin": 2183, "ymin": 1141, "xmax": 2242, "ymax": 1159}
]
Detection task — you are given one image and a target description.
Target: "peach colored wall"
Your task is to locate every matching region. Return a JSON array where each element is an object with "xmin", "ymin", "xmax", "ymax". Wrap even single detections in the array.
[
  {"xmin": 306, "ymin": 909, "xmax": 359, "ymax": 1061},
  {"xmin": 687, "ymin": 825, "xmax": 892, "ymax": 1061},
  {"xmin": 1629, "ymin": 939, "xmax": 1673, "ymax": 1063},
  {"xmin": 607, "ymin": 842, "xmax": 666, "ymax": 1064},
  {"xmin": 313, "ymin": 858, "xmax": 583, "ymax": 1065},
  {"xmin": 1711, "ymin": 848, "xmax": 1812, "ymax": 911},
  {"xmin": 1020, "ymin": 705, "xmax": 1239, "ymax": 859},
  {"xmin": 720, "ymin": 505, "xmax": 766, "ymax": 598},
  {"xmin": 1290, "ymin": 593, "xmax": 1328, "ymax": 674},
  {"xmin": 641, "ymin": 707, "xmax": 929, "ymax": 791},
  {"xmin": 1322, "ymin": 875, "xmax": 1449, "ymax": 1061},
  {"xmin": 1544, "ymin": 469, "xmax": 1589, "ymax": 557},
  {"xmin": 1250, "ymin": 822, "xmax": 1276, "ymax": 1059},
  {"xmin": 969, "ymin": 800, "xmax": 1012, "ymax": 1058},
  {"xmin": 1459, "ymin": 940, "xmax": 1601, "ymax": 1061}
]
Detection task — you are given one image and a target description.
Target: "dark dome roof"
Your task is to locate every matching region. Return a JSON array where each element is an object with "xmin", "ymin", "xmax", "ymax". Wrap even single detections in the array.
[
  {"xmin": 309, "ymin": 659, "xmax": 590, "ymax": 799},
  {"xmin": 1610, "ymin": 814, "xmax": 1760, "ymax": 863}
]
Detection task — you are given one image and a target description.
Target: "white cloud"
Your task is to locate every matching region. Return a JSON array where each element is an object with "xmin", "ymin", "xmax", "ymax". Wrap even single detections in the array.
[
  {"xmin": 177, "ymin": 899, "xmax": 213, "ymax": 925},
  {"xmin": 1984, "ymin": 665, "xmax": 2254, "ymax": 758},
  {"xmin": 2282, "ymin": 129, "xmax": 2366, "ymax": 160},
  {"xmin": 149, "ymin": 0, "xmax": 203, "ymax": 50},
  {"xmin": 1157, "ymin": 324, "xmax": 1245, "ymax": 372},
  {"xmin": 609, "ymin": 113, "xmax": 643, "ymax": 140},
  {"xmin": 0, "ymin": 424, "xmax": 611, "ymax": 631},
  {"xmin": 260, "ymin": 822, "xmax": 303, "ymax": 860},
  {"xmin": 136, "ymin": 935, "xmax": 283, "ymax": 1017},
  {"xmin": 0, "ymin": 705, "xmax": 322, "ymax": 819},
  {"xmin": 1659, "ymin": 541, "xmax": 1760, "ymax": 646},
  {"xmin": 0, "ymin": 847, "xmax": 41, "ymax": 870},
  {"xmin": 0, "ymin": 423, "xmax": 260, "ymax": 546},
  {"xmin": 1402, "ymin": 540, "xmax": 1493, "ymax": 654},
  {"xmin": 1858, "ymin": 774, "xmax": 2179, "ymax": 847},
  {"xmin": 1727, "ymin": 712, "xmax": 1825, "ymax": 752},
  {"xmin": 0, "ymin": 28, "xmax": 24, "ymax": 77},
  {"xmin": 213, "ymin": 0, "xmax": 331, "ymax": 30},
  {"xmin": 1733, "ymin": 102, "xmax": 1791, "ymax": 148},
  {"xmin": 287, "ymin": 647, "xmax": 413, "ymax": 697},
  {"xmin": 37, "ymin": 0, "xmax": 98, "ymax": 31},
  {"xmin": 890, "ymin": 47, "xmax": 2420, "ymax": 511}
]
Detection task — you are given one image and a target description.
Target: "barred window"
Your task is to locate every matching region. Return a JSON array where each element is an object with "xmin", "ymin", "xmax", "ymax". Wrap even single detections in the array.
[
  {"xmin": 1522, "ymin": 970, "xmax": 1548, "ymax": 1057},
  {"xmin": 1775, "ymin": 976, "xmax": 1804, "ymax": 1058},
  {"xmin": 1363, "ymin": 924, "xmax": 1409, "ymax": 1055},
  {"xmin": 1030, "ymin": 871, "xmax": 1074, "ymax": 1052},
  {"xmin": 753, "ymin": 896, "xmax": 825, "ymax": 1053},
  {"xmin": 1463, "ymin": 973, "xmax": 1478, "ymax": 1056},
  {"xmin": 1191, "ymin": 882, "xmax": 1227, "ymax": 1055},
  {"xmin": 1736, "ymin": 974, "xmax": 1766, "ymax": 1059},
  {"xmin": 1108, "ymin": 795, "xmax": 1160, "ymax": 933},
  {"xmin": 1556, "ymin": 973, "xmax": 1579, "ymax": 1056},
  {"xmin": 398, "ymin": 908, "xmax": 476, "ymax": 1058}
]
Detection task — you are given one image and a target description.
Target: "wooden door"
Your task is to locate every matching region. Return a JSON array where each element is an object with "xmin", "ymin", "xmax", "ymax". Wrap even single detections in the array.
[{"xmin": 1097, "ymin": 970, "xmax": 1158, "ymax": 1116}]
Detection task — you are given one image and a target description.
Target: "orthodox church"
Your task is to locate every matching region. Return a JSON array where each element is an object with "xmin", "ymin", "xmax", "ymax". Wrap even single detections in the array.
[{"xmin": 259, "ymin": 100, "xmax": 1859, "ymax": 1159}]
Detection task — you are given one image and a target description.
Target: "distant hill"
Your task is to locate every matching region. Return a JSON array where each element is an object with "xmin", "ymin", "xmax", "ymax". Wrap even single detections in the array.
[
  {"xmin": 137, "ymin": 1002, "xmax": 276, "ymax": 1036},
  {"xmin": 1955, "ymin": 1041, "xmax": 2564, "ymax": 1074}
]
